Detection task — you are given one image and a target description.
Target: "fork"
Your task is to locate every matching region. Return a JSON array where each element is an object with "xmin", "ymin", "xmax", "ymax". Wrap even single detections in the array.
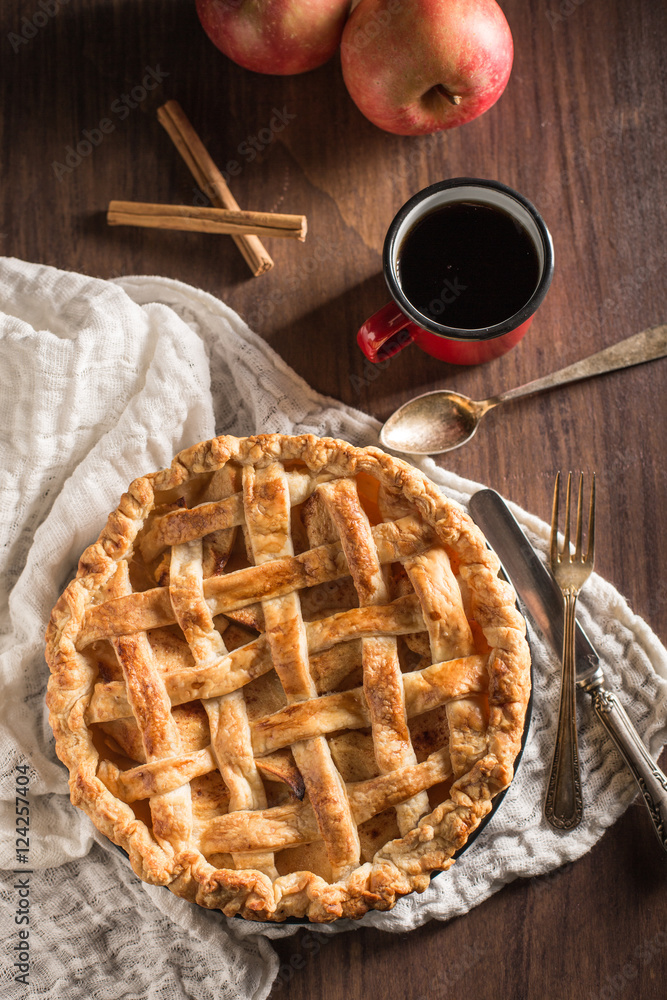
[{"xmin": 544, "ymin": 471, "xmax": 596, "ymax": 830}]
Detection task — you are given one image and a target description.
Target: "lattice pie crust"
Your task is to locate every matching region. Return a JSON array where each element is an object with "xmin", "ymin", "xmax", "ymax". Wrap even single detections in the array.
[{"xmin": 46, "ymin": 434, "xmax": 530, "ymax": 922}]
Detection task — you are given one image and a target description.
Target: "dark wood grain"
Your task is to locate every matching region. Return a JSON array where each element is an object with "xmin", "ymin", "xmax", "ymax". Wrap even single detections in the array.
[{"xmin": 2, "ymin": 0, "xmax": 666, "ymax": 996}]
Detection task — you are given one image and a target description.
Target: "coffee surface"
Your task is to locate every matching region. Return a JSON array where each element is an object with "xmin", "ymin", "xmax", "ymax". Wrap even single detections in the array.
[{"xmin": 397, "ymin": 201, "xmax": 540, "ymax": 330}]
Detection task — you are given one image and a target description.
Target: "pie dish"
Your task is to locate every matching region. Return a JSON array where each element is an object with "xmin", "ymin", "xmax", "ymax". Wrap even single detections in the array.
[{"xmin": 46, "ymin": 433, "xmax": 531, "ymax": 922}]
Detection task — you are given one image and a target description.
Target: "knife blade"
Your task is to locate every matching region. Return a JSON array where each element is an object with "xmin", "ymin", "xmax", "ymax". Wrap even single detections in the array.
[
  {"xmin": 469, "ymin": 488, "xmax": 599, "ymax": 681},
  {"xmin": 469, "ymin": 487, "xmax": 667, "ymax": 852}
]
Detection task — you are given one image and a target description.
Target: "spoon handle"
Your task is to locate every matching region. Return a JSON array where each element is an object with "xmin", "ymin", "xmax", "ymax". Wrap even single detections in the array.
[{"xmin": 494, "ymin": 323, "xmax": 667, "ymax": 406}]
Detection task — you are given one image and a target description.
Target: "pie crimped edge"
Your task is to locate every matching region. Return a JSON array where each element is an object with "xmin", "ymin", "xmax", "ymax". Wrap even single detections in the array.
[{"xmin": 45, "ymin": 433, "xmax": 531, "ymax": 923}]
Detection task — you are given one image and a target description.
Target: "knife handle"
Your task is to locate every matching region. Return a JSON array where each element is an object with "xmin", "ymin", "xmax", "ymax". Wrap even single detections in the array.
[{"xmin": 583, "ymin": 678, "xmax": 667, "ymax": 852}]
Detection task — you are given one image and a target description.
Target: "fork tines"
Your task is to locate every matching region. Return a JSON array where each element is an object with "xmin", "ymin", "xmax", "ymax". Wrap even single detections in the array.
[{"xmin": 550, "ymin": 471, "xmax": 596, "ymax": 567}]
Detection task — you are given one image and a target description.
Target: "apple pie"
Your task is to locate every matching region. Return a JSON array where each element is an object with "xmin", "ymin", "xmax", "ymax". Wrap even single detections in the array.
[{"xmin": 46, "ymin": 434, "xmax": 530, "ymax": 922}]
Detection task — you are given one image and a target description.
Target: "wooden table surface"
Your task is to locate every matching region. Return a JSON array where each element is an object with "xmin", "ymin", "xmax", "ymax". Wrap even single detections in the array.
[{"xmin": 3, "ymin": 0, "xmax": 666, "ymax": 996}]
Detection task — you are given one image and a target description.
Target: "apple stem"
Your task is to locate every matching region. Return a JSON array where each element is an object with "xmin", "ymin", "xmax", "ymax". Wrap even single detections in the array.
[{"xmin": 434, "ymin": 84, "xmax": 462, "ymax": 106}]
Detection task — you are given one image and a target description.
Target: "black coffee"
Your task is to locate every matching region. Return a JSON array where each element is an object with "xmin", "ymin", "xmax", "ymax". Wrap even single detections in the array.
[{"xmin": 397, "ymin": 201, "xmax": 540, "ymax": 330}]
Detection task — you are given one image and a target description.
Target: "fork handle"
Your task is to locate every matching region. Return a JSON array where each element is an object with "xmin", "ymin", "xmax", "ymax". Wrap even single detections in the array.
[
  {"xmin": 545, "ymin": 591, "xmax": 584, "ymax": 829},
  {"xmin": 581, "ymin": 677, "xmax": 667, "ymax": 852}
]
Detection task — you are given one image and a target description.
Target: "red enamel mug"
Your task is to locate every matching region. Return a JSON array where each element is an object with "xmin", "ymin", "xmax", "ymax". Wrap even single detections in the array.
[{"xmin": 357, "ymin": 178, "xmax": 554, "ymax": 366}]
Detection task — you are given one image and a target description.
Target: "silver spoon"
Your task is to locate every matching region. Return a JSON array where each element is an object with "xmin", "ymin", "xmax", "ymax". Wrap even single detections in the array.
[{"xmin": 380, "ymin": 323, "xmax": 667, "ymax": 456}]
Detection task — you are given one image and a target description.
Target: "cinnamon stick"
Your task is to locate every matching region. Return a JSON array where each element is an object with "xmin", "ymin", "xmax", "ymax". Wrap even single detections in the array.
[
  {"xmin": 107, "ymin": 201, "xmax": 307, "ymax": 241},
  {"xmin": 157, "ymin": 100, "xmax": 274, "ymax": 276}
]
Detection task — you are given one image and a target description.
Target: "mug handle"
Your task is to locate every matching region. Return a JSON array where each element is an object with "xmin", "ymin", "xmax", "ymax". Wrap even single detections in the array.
[{"xmin": 357, "ymin": 302, "xmax": 419, "ymax": 363}]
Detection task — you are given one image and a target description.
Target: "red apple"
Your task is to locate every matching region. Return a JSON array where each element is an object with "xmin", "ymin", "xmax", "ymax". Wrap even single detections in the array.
[
  {"xmin": 196, "ymin": 0, "xmax": 351, "ymax": 75},
  {"xmin": 340, "ymin": 0, "xmax": 513, "ymax": 135}
]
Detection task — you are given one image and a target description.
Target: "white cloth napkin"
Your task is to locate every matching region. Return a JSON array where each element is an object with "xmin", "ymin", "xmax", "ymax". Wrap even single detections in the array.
[{"xmin": 1, "ymin": 257, "xmax": 666, "ymax": 1000}]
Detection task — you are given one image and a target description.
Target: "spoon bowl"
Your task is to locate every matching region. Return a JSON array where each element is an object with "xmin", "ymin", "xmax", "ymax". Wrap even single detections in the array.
[{"xmin": 379, "ymin": 390, "xmax": 491, "ymax": 455}]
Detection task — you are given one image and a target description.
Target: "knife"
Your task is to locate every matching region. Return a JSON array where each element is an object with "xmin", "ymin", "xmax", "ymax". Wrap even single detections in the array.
[{"xmin": 469, "ymin": 487, "xmax": 667, "ymax": 852}]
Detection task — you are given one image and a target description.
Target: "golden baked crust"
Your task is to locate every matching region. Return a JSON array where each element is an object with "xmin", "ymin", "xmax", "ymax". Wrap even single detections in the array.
[{"xmin": 45, "ymin": 434, "xmax": 530, "ymax": 922}]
